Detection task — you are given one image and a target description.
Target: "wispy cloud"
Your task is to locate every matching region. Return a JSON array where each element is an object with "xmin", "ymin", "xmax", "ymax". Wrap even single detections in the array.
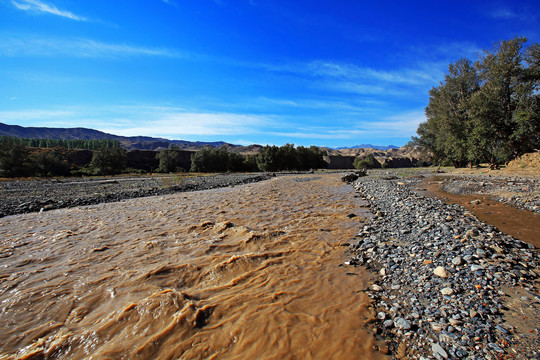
[
  {"xmin": 0, "ymin": 105, "xmax": 270, "ymax": 139},
  {"xmin": 368, "ymin": 110, "xmax": 426, "ymax": 133},
  {"xmin": 11, "ymin": 0, "xmax": 87, "ymax": 21},
  {"xmin": 489, "ymin": 7, "xmax": 517, "ymax": 19},
  {"xmin": 0, "ymin": 109, "xmax": 79, "ymax": 122},
  {"xmin": 0, "ymin": 102, "xmax": 421, "ymax": 146},
  {"xmin": 103, "ymin": 111, "xmax": 269, "ymax": 138},
  {"xmin": 0, "ymin": 35, "xmax": 188, "ymax": 58},
  {"xmin": 161, "ymin": 0, "xmax": 177, "ymax": 6},
  {"xmin": 250, "ymin": 58, "xmax": 445, "ymax": 99}
]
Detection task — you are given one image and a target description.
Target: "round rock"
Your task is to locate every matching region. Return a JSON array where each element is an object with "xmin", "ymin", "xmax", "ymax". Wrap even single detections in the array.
[{"xmin": 434, "ymin": 266, "xmax": 449, "ymax": 278}]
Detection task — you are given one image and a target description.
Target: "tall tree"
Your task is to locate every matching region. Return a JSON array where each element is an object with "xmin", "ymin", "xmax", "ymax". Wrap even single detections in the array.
[
  {"xmin": 90, "ymin": 147, "xmax": 127, "ymax": 175},
  {"xmin": 470, "ymin": 37, "xmax": 539, "ymax": 162},
  {"xmin": 413, "ymin": 58, "xmax": 479, "ymax": 166},
  {"xmin": 156, "ymin": 149, "xmax": 178, "ymax": 173}
]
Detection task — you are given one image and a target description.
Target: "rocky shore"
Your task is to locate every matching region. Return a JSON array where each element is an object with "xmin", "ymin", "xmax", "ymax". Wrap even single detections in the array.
[
  {"xmin": 0, "ymin": 173, "xmax": 270, "ymax": 218},
  {"xmin": 348, "ymin": 175, "xmax": 539, "ymax": 359},
  {"xmin": 435, "ymin": 174, "xmax": 539, "ymax": 214}
]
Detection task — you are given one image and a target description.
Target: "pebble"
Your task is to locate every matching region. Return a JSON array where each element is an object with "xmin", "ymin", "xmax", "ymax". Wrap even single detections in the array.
[
  {"xmin": 434, "ymin": 266, "xmax": 449, "ymax": 278},
  {"xmin": 394, "ymin": 317, "xmax": 412, "ymax": 330},
  {"xmin": 383, "ymin": 320, "xmax": 394, "ymax": 328},
  {"xmin": 432, "ymin": 343, "xmax": 448, "ymax": 359},
  {"xmin": 349, "ymin": 175, "xmax": 539, "ymax": 360},
  {"xmin": 440, "ymin": 287, "xmax": 454, "ymax": 295},
  {"xmin": 471, "ymin": 264, "xmax": 485, "ymax": 271}
]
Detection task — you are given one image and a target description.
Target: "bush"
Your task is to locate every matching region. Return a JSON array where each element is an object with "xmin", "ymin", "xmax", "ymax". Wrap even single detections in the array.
[
  {"xmin": 156, "ymin": 149, "xmax": 178, "ymax": 173},
  {"xmin": 0, "ymin": 142, "xmax": 31, "ymax": 177},
  {"xmin": 90, "ymin": 147, "xmax": 127, "ymax": 175},
  {"xmin": 30, "ymin": 148, "xmax": 70, "ymax": 177},
  {"xmin": 353, "ymin": 154, "xmax": 381, "ymax": 169},
  {"xmin": 256, "ymin": 144, "xmax": 326, "ymax": 171},
  {"xmin": 190, "ymin": 147, "xmax": 229, "ymax": 172}
]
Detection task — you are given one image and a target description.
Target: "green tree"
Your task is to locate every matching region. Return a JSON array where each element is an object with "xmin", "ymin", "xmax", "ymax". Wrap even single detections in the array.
[
  {"xmin": 296, "ymin": 146, "xmax": 326, "ymax": 170},
  {"xmin": 90, "ymin": 147, "xmax": 126, "ymax": 175},
  {"xmin": 156, "ymin": 149, "xmax": 178, "ymax": 173},
  {"xmin": 413, "ymin": 36, "xmax": 539, "ymax": 166},
  {"xmin": 0, "ymin": 142, "xmax": 31, "ymax": 177},
  {"xmin": 276, "ymin": 144, "xmax": 299, "ymax": 170},
  {"xmin": 256, "ymin": 145, "xmax": 280, "ymax": 171},
  {"xmin": 353, "ymin": 153, "xmax": 381, "ymax": 169},
  {"xmin": 30, "ymin": 148, "xmax": 70, "ymax": 177},
  {"xmin": 227, "ymin": 152, "xmax": 246, "ymax": 172},
  {"xmin": 190, "ymin": 147, "xmax": 229, "ymax": 172},
  {"xmin": 412, "ymin": 58, "xmax": 479, "ymax": 167},
  {"xmin": 470, "ymin": 37, "xmax": 539, "ymax": 163}
]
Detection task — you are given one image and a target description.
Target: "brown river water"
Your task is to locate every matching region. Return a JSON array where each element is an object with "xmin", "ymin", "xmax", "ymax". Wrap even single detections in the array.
[{"xmin": 0, "ymin": 174, "xmax": 380, "ymax": 360}]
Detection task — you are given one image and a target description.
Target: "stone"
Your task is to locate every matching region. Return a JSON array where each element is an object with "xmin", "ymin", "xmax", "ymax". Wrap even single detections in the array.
[
  {"xmin": 383, "ymin": 319, "xmax": 394, "ymax": 328},
  {"xmin": 432, "ymin": 343, "xmax": 448, "ymax": 359},
  {"xmin": 395, "ymin": 317, "xmax": 412, "ymax": 330},
  {"xmin": 370, "ymin": 284, "xmax": 382, "ymax": 291},
  {"xmin": 451, "ymin": 256, "xmax": 463, "ymax": 266},
  {"xmin": 440, "ymin": 287, "xmax": 454, "ymax": 295},
  {"xmin": 434, "ymin": 266, "xmax": 449, "ymax": 278},
  {"xmin": 471, "ymin": 264, "xmax": 484, "ymax": 271}
]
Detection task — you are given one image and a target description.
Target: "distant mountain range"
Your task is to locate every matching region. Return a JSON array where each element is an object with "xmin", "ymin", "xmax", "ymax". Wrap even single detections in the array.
[
  {"xmin": 0, "ymin": 122, "xmax": 239, "ymax": 152},
  {"xmin": 335, "ymin": 144, "xmax": 400, "ymax": 150},
  {"xmin": 0, "ymin": 122, "xmax": 401, "ymax": 153}
]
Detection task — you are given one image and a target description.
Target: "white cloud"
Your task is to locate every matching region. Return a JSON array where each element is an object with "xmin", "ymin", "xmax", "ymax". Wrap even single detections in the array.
[
  {"xmin": 11, "ymin": 0, "xmax": 87, "ymax": 21},
  {"xmin": 161, "ymin": 0, "xmax": 177, "ymax": 6},
  {"xmin": 103, "ymin": 112, "xmax": 268, "ymax": 138},
  {"xmin": 0, "ymin": 35, "xmax": 187, "ymax": 58},
  {"xmin": 0, "ymin": 105, "xmax": 270, "ymax": 139},
  {"xmin": 0, "ymin": 109, "xmax": 77, "ymax": 122},
  {"xmin": 0, "ymin": 103, "xmax": 422, "ymax": 146},
  {"xmin": 366, "ymin": 110, "xmax": 426, "ymax": 133},
  {"xmin": 489, "ymin": 7, "xmax": 517, "ymax": 19}
]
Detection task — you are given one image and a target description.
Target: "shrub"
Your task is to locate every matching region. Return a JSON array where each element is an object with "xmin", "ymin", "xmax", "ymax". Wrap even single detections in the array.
[
  {"xmin": 156, "ymin": 149, "xmax": 178, "ymax": 173},
  {"xmin": 0, "ymin": 142, "xmax": 31, "ymax": 177},
  {"xmin": 353, "ymin": 154, "xmax": 381, "ymax": 169},
  {"xmin": 90, "ymin": 147, "xmax": 127, "ymax": 175}
]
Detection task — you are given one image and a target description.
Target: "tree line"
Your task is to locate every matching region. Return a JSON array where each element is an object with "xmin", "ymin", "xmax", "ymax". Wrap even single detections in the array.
[
  {"xmin": 412, "ymin": 37, "xmax": 539, "ymax": 167},
  {"xmin": 0, "ymin": 142, "xmax": 328, "ymax": 177},
  {"xmin": 190, "ymin": 144, "xmax": 326, "ymax": 172},
  {"xmin": 0, "ymin": 136, "xmax": 120, "ymax": 150}
]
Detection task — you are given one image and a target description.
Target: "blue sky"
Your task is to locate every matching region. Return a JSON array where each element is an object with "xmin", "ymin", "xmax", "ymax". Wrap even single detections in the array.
[{"xmin": 0, "ymin": 0, "xmax": 539, "ymax": 147}]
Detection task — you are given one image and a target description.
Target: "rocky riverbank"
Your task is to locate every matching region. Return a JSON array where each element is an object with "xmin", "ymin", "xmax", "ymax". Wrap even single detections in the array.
[
  {"xmin": 348, "ymin": 175, "xmax": 539, "ymax": 359},
  {"xmin": 437, "ymin": 174, "xmax": 539, "ymax": 214},
  {"xmin": 0, "ymin": 173, "xmax": 270, "ymax": 218}
]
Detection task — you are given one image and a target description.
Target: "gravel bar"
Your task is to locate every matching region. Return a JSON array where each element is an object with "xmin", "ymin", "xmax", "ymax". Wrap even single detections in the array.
[
  {"xmin": 348, "ymin": 175, "xmax": 539, "ymax": 359},
  {"xmin": 439, "ymin": 174, "xmax": 540, "ymax": 214},
  {"xmin": 0, "ymin": 173, "xmax": 270, "ymax": 218}
]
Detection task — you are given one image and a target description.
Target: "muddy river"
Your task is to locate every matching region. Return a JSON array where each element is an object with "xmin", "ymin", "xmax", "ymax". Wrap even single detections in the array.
[{"xmin": 0, "ymin": 174, "xmax": 380, "ymax": 359}]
